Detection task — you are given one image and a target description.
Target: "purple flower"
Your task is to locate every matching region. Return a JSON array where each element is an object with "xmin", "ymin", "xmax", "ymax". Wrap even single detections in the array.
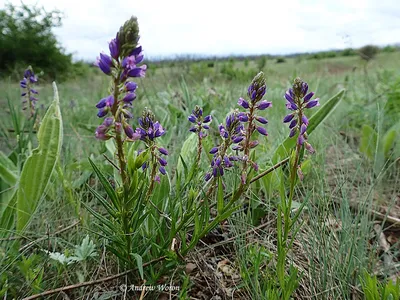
[
  {"xmin": 210, "ymin": 147, "xmax": 219, "ymax": 154},
  {"xmin": 232, "ymin": 136, "xmax": 244, "ymax": 143},
  {"xmin": 283, "ymin": 78, "xmax": 319, "ymax": 150},
  {"xmin": 123, "ymin": 92, "xmax": 136, "ymax": 103},
  {"xmin": 109, "ymin": 37, "xmax": 120, "ymax": 59},
  {"xmin": 305, "ymin": 100, "xmax": 320, "ymax": 108},
  {"xmin": 158, "ymin": 157, "xmax": 168, "ymax": 166},
  {"xmin": 136, "ymin": 109, "xmax": 166, "ymax": 142},
  {"xmin": 21, "ymin": 67, "xmax": 39, "ymax": 115},
  {"xmin": 256, "ymin": 126, "xmax": 268, "ymax": 136},
  {"xmin": 256, "ymin": 100, "xmax": 272, "ymax": 110},
  {"xmin": 96, "ymin": 53, "xmax": 113, "ymax": 75},
  {"xmin": 283, "ymin": 113, "xmax": 294, "ymax": 123},
  {"xmin": 123, "ymin": 124, "xmax": 137, "ymax": 139},
  {"xmin": 188, "ymin": 115, "xmax": 196, "ymax": 123},
  {"xmin": 203, "ymin": 115, "xmax": 212, "ymax": 123},
  {"xmin": 159, "ymin": 167, "xmax": 166, "ymax": 175},
  {"xmin": 96, "ymin": 95, "xmax": 114, "ymax": 118},
  {"xmin": 238, "ymin": 97, "xmax": 249, "ymax": 109},
  {"xmin": 238, "ymin": 112, "xmax": 249, "ymax": 122},
  {"xmin": 127, "ymin": 65, "xmax": 147, "ymax": 78},
  {"xmin": 255, "ymin": 116, "xmax": 268, "ymax": 124},
  {"xmin": 125, "ymin": 81, "xmax": 138, "ymax": 92},
  {"xmin": 158, "ymin": 147, "xmax": 169, "ymax": 155}
]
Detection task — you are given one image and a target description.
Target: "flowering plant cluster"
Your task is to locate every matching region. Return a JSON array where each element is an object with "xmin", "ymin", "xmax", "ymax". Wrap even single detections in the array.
[
  {"xmin": 79, "ymin": 16, "xmax": 336, "ymax": 300},
  {"xmin": 94, "ymin": 17, "xmax": 146, "ymax": 143}
]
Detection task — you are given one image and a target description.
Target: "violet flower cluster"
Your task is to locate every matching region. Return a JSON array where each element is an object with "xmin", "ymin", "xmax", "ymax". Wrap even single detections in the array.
[
  {"xmin": 20, "ymin": 67, "xmax": 39, "ymax": 116},
  {"xmin": 205, "ymin": 111, "xmax": 245, "ymax": 181},
  {"xmin": 136, "ymin": 109, "xmax": 168, "ymax": 181},
  {"xmin": 236, "ymin": 71, "xmax": 272, "ymax": 148},
  {"xmin": 188, "ymin": 106, "xmax": 212, "ymax": 138},
  {"xmin": 94, "ymin": 17, "xmax": 147, "ymax": 141},
  {"xmin": 283, "ymin": 78, "xmax": 319, "ymax": 153}
]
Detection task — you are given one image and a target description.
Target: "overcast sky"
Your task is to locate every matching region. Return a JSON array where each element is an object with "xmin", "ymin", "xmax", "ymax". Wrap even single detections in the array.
[{"xmin": 2, "ymin": 0, "xmax": 400, "ymax": 61}]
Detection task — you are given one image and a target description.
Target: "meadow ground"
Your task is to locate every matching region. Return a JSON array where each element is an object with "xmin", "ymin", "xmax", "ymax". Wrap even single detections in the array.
[{"xmin": 1, "ymin": 52, "xmax": 400, "ymax": 299}]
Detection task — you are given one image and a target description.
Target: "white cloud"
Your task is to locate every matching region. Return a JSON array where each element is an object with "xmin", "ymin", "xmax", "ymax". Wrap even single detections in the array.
[{"xmin": 2, "ymin": 0, "xmax": 399, "ymax": 60}]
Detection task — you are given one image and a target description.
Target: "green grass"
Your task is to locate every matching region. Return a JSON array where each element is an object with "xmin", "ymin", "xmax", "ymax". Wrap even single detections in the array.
[{"xmin": 1, "ymin": 51, "xmax": 400, "ymax": 299}]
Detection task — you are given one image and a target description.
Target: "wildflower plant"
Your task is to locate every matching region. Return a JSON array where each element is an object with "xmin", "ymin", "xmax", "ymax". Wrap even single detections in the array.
[
  {"xmin": 20, "ymin": 66, "xmax": 39, "ymax": 117},
  {"xmin": 78, "ymin": 15, "xmax": 346, "ymax": 297}
]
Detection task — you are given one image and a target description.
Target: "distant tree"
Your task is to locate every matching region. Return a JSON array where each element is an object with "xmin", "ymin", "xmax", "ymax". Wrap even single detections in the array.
[
  {"xmin": 276, "ymin": 57, "xmax": 286, "ymax": 63},
  {"xmin": 342, "ymin": 48, "xmax": 357, "ymax": 57},
  {"xmin": 0, "ymin": 2, "xmax": 73, "ymax": 79},
  {"xmin": 358, "ymin": 45, "xmax": 379, "ymax": 62},
  {"xmin": 382, "ymin": 45, "xmax": 396, "ymax": 53},
  {"xmin": 244, "ymin": 58, "xmax": 249, "ymax": 67}
]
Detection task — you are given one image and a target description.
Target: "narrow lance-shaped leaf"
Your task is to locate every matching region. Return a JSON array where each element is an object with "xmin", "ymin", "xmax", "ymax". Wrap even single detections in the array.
[
  {"xmin": 16, "ymin": 82, "xmax": 63, "ymax": 231},
  {"xmin": 0, "ymin": 151, "xmax": 18, "ymax": 186}
]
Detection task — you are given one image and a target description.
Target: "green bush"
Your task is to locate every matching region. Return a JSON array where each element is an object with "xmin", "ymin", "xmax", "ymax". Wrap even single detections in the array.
[
  {"xmin": 0, "ymin": 3, "xmax": 74, "ymax": 80},
  {"xmin": 359, "ymin": 45, "xmax": 380, "ymax": 62}
]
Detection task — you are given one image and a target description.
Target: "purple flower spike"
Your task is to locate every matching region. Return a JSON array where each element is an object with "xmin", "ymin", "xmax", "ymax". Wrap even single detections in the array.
[
  {"xmin": 257, "ymin": 100, "xmax": 272, "ymax": 110},
  {"xmin": 158, "ymin": 147, "xmax": 169, "ymax": 155},
  {"xmin": 256, "ymin": 126, "xmax": 268, "ymax": 136},
  {"xmin": 305, "ymin": 99, "xmax": 320, "ymax": 108},
  {"xmin": 255, "ymin": 116, "xmax": 268, "ymax": 124},
  {"xmin": 238, "ymin": 97, "xmax": 249, "ymax": 109}
]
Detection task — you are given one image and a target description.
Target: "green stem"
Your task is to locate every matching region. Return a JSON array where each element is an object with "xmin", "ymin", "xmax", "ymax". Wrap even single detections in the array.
[
  {"xmin": 145, "ymin": 146, "xmax": 158, "ymax": 202},
  {"xmin": 195, "ymin": 132, "xmax": 202, "ymax": 167}
]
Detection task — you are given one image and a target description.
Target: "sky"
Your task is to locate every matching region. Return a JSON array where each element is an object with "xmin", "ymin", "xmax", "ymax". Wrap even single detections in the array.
[{"xmin": 2, "ymin": 0, "xmax": 400, "ymax": 61}]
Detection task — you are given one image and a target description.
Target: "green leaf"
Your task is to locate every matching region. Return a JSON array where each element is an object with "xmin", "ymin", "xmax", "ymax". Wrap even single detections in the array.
[
  {"xmin": 88, "ymin": 158, "xmax": 120, "ymax": 210},
  {"xmin": 0, "ymin": 151, "xmax": 18, "ymax": 186},
  {"xmin": 382, "ymin": 129, "xmax": 397, "ymax": 158},
  {"xmin": 16, "ymin": 82, "xmax": 63, "ymax": 232},
  {"xmin": 177, "ymin": 133, "xmax": 198, "ymax": 176},
  {"xmin": 359, "ymin": 124, "xmax": 377, "ymax": 160},
  {"xmin": 273, "ymin": 89, "xmax": 345, "ymax": 163},
  {"xmin": 131, "ymin": 253, "xmax": 144, "ymax": 280}
]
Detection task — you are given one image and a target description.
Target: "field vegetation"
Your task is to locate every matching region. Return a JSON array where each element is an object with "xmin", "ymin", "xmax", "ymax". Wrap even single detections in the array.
[{"xmin": 1, "ymin": 3, "xmax": 400, "ymax": 300}]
